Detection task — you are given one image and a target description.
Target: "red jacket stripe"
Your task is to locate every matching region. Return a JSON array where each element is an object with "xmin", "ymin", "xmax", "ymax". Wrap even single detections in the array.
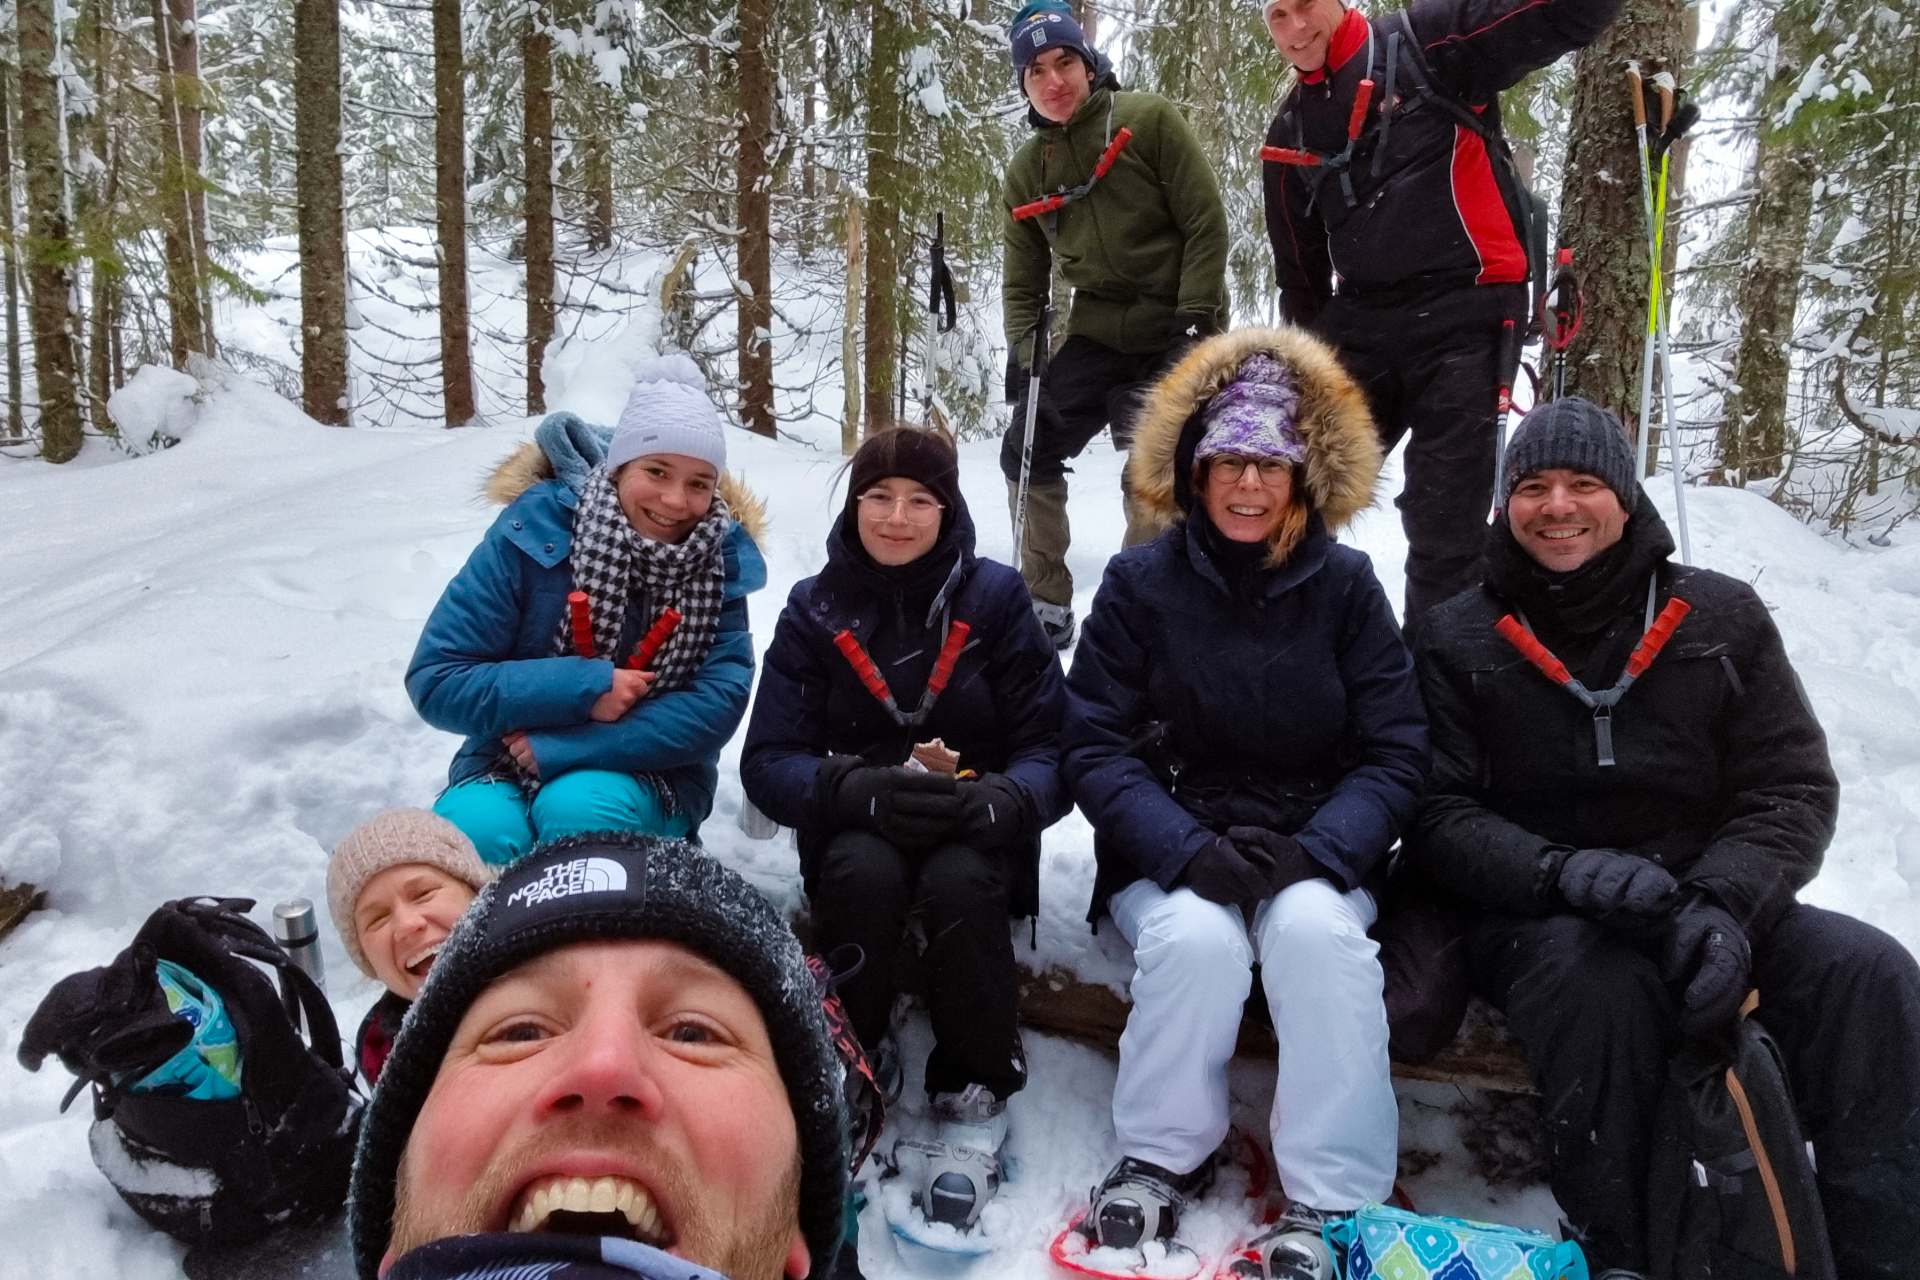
[{"xmin": 1449, "ymin": 125, "xmax": 1528, "ymax": 285}]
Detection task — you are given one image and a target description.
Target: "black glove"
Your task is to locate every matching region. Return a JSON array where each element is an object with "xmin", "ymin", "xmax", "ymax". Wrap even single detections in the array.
[
  {"xmin": 957, "ymin": 773, "xmax": 1033, "ymax": 851},
  {"xmin": 1161, "ymin": 312, "xmax": 1219, "ymax": 370},
  {"xmin": 834, "ymin": 766, "xmax": 963, "ymax": 850},
  {"xmin": 1181, "ymin": 827, "xmax": 1327, "ymax": 910},
  {"xmin": 1661, "ymin": 898, "xmax": 1753, "ymax": 1037},
  {"xmin": 1556, "ymin": 849, "xmax": 1679, "ymax": 925}
]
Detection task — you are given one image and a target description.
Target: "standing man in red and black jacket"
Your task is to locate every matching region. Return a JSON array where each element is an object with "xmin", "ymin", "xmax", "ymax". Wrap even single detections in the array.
[{"xmin": 1259, "ymin": 0, "xmax": 1620, "ymax": 637}]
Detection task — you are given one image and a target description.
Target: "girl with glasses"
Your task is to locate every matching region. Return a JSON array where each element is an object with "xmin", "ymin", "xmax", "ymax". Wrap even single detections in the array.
[{"xmin": 742, "ymin": 425, "xmax": 1069, "ymax": 1244}]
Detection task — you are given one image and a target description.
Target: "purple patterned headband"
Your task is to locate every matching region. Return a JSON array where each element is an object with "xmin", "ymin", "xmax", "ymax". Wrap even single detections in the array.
[{"xmin": 1194, "ymin": 354, "xmax": 1306, "ymax": 465}]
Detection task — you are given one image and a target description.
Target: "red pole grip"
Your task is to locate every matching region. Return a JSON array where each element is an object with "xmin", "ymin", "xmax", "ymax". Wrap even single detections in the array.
[
  {"xmin": 568, "ymin": 590, "xmax": 595, "ymax": 659},
  {"xmin": 832, "ymin": 630, "xmax": 896, "ymax": 707},
  {"xmin": 924, "ymin": 621, "xmax": 973, "ymax": 699},
  {"xmin": 1625, "ymin": 598, "xmax": 1691, "ymax": 678},
  {"xmin": 1092, "ymin": 126, "xmax": 1133, "ymax": 178},
  {"xmin": 1010, "ymin": 192, "xmax": 1067, "ymax": 221},
  {"xmin": 1497, "ymin": 318, "xmax": 1517, "ymax": 414},
  {"xmin": 1348, "ymin": 79, "xmax": 1375, "ymax": 141},
  {"xmin": 628, "ymin": 607, "xmax": 684, "ymax": 671},
  {"xmin": 1495, "ymin": 615, "xmax": 1574, "ymax": 686},
  {"xmin": 1260, "ymin": 145, "xmax": 1320, "ymax": 166}
]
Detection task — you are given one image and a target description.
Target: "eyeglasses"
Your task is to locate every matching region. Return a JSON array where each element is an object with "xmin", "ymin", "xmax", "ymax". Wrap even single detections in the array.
[
  {"xmin": 857, "ymin": 490, "xmax": 945, "ymax": 525},
  {"xmin": 1205, "ymin": 454, "xmax": 1294, "ymax": 484}
]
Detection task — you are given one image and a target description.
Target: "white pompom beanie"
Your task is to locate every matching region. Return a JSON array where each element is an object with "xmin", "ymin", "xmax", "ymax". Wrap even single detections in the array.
[{"xmin": 605, "ymin": 353, "xmax": 727, "ymax": 475}]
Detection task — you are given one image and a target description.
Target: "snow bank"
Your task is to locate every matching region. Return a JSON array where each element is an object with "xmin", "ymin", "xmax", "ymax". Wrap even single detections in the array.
[
  {"xmin": 106, "ymin": 366, "xmax": 203, "ymax": 455},
  {"xmin": 2, "ymin": 359, "xmax": 1916, "ymax": 1277}
]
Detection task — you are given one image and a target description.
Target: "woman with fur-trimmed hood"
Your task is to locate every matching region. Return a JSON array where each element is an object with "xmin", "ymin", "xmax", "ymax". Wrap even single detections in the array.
[
  {"xmin": 1060, "ymin": 329, "xmax": 1428, "ymax": 1277},
  {"xmin": 406, "ymin": 357, "xmax": 767, "ymax": 866}
]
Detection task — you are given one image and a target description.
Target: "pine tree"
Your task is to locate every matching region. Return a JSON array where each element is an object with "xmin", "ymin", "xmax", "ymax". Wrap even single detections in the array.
[
  {"xmin": 523, "ymin": 3, "xmax": 554, "ymax": 416},
  {"xmin": 435, "ymin": 0, "xmax": 476, "ymax": 427},
  {"xmin": 294, "ymin": 0, "xmax": 348, "ymax": 424},
  {"xmin": 736, "ymin": 0, "xmax": 775, "ymax": 436},
  {"xmin": 17, "ymin": 0, "xmax": 84, "ymax": 461}
]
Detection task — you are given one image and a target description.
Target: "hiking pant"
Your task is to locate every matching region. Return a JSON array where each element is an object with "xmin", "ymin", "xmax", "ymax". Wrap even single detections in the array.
[
  {"xmin": 1106, "ymin": 878, "xmax": 1396, "ymax": 1210},
  {"xmin": 1468, "ymin": 903, "xmax": 1920, "ymax": 1278},
  {"xmin": 435, "ymin": 772, "xmax": 690, "ymax": 866},
  {"xmin": 1318, "ymin": 283, "xmax": 1527, "ymax": 640},
  {"xmin": 809, "ymin": 829, "xmax": 1027, "ymax": 1100},
  {"xmin": 1000, "ymin": 335, "xmax": 1171, "ymax": 607}
]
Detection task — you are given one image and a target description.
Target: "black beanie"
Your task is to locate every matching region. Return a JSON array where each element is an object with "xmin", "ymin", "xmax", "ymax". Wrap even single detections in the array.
[
  {"xmin": 1501, "ymin": 397, "xmax": 1638, "ymax": 506},
  {"xmin": 846, "ymin": 426, "xmax": 963, "ymax": 529},
  {"xmin": 347, "ymin": 832, "xmax": 849, "ymax": 1280}
]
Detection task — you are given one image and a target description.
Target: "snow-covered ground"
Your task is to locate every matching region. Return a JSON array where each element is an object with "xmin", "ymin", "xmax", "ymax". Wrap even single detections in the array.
[{"xmin": 3, "ymin": 304, "xmax": 1918, "ymax": 1277}]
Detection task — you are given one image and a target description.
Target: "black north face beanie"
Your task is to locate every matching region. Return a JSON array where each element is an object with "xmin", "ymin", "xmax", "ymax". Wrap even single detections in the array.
[{"xmin": 347, "ymin": 831, "xmax": 849, "ymax": 1280}]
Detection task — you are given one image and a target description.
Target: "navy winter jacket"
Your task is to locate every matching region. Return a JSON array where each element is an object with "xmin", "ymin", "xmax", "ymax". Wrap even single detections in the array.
[
  {"xmin": 1064, "ymin": 517, "xmax": 1430, "ymax": 921},
  {"xmin": 406, "ymin": 479, "xmax": 767, "ymax": 829},
  {"xmin": 740, "ymin": 504, "xmax": 1069, "ymax": 917}
]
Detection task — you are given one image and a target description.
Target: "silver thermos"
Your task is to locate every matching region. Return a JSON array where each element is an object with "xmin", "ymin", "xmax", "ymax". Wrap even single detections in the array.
[{"xmin": 272, "ymin": 898, "xmax": 327, "ymax": 1031}]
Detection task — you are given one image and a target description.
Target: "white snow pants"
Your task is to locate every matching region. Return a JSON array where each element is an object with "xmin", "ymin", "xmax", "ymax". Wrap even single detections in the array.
[{"xmin": 1107, "ymin": 877, "xmax": 1397, "ymax": 1211}]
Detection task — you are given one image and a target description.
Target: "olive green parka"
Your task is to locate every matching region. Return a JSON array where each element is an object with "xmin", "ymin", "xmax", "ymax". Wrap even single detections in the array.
[{"xmin": 1002, "ymin": 84, "xmax": 1230, "ymax": 364}]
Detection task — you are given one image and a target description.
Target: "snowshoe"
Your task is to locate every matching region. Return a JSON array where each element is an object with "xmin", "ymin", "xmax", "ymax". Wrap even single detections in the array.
[
  {"xmin": 1217, "ymin": 1207, "xmax": 1347, "ymax": 1280},
  {"xmin": 880, "ymin": 1084, "xmax": 1007, "ymax": 1256},
  {"xmin": 1051, "ymin": 1131, "xmax": 1269, "ymax": 1280},
  {"xmin": 1033, "ymin": 601, "xmax": 1076, "ymax": 650}
]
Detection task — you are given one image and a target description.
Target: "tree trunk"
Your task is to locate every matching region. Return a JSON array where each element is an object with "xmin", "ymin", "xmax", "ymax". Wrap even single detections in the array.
[
  {"xmin": 861, "ymin": 0, "xmax": 903, "ymax": 433},
  {"xmin": 523, "ymin": 10, "xmax": 554, "ymax": 416},
  {"xmin": 1721, "ymin": 3, "xmax": 1820, "ymax": 484},
  {"xmin": 17, "ymin": 0, "xmax": 84, "ymax": 461},
  {"xmin": 434, "ymin": 0, "xmax": 475, "ymax": 427},
  {"xmin": 842, "ymin": 194, "xmax": 863, "ymax": 454},
  {"xmin": 167, "ymin": 0, "xmax": 211, "ymax": 349},
  {"xmin": 1555, "ymin": 0, "xmax": 1686, "ymax": 449},
  {"xmin": 294, "ymin": 0, "xmax": 350, "ymax": 424},
  {"xmin": 86, "ymin": 0, "xmax": 119, "ymax": 417},
  {"xmin": 736, "ymin": 0, "xmax": 774, "ymax": 437},
  {"xmin": 151, "ymin": 0, "xmax": 207, "ymax": 364},
  {"xmin": 584, "ymin": 135, "xmax": 613, "ymax": 253},
  {"xmin": 0, "ymin": 58, "xmax": 24, "ymax": 441}
]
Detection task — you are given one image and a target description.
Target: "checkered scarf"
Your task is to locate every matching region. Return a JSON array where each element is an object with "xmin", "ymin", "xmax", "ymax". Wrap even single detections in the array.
[{"xmin": 555, "ymin": 464, "xmax": 731, "ymax": 694}]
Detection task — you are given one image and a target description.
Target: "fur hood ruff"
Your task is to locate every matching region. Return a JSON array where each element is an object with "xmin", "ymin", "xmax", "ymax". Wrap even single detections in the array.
[
  {"xmin": 1125, "ymin": 326, "xmax": 1380, "ymax": 553},
  {"xmin": 485, "ymin": 439, "xmax": 769, "ymax": 546}
]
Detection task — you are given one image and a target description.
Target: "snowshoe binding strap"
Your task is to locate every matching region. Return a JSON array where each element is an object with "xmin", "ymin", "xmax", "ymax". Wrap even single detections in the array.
[
  {"xmin": 1011, "ymin": 127, "xmax": 1134, "ymax": 222},
  {"xmin": 1084, "ymin": 1156, "xmax": 1209, "ymax": 1251},
  {"xmin": 1493, "ymin": 590, "xmax": 1692, "ymax": 766},
  {"xmin": 831, "ymin": 620, "xmax": 972, "ymax": 729}
]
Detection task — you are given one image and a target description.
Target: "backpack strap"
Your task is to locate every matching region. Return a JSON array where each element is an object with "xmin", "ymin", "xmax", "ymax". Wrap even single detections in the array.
[{"xmin": 174, "ymin": 898, "xmax": 348, "ymax": 1072}]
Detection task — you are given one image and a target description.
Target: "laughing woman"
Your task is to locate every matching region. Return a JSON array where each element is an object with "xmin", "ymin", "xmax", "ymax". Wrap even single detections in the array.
[
  {"xmin": 1062, "ymin": 330, "xmax": 1428, "ymax": 1280},
  {"xmin": 407, "ymin": 358, "xmax": 766, "ymax": 865}
]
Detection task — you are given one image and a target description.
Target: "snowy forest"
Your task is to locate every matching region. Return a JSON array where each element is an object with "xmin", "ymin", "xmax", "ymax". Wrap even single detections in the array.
[{"xmin": 0, "ymin": 0, "xmax": 1914, "ymax": 532}]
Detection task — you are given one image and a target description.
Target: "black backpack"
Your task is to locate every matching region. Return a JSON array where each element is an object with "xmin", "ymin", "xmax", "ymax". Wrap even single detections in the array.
[
  {"xmin": 1646, "ymin": 993, "xmax": 1837, "ymax": 1280},
  {"xmin": 19, "ymin": 896, "xmax": 363, "ymax": 1246}
]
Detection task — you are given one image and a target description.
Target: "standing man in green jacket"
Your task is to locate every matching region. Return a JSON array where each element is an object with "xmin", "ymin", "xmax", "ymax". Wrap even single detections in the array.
[{"xmin": 1002, "ymin": 1, "xmax": 1229, "ymax": 649}]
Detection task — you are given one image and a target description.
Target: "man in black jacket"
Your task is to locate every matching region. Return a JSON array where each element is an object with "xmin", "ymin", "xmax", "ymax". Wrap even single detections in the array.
[
  {"xmin": 1260, "ymin": 0, "xmax": 1620, "ymax": 635},
  {"xmin": 1410, "ymin": 399, "xmax": 1920, "ymax": 1279}
]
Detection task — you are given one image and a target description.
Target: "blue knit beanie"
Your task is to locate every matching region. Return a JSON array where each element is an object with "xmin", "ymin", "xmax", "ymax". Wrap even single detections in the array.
[{"xmin": 1010, "ymin": 1, "xmax": 1095, "ymax": 78}]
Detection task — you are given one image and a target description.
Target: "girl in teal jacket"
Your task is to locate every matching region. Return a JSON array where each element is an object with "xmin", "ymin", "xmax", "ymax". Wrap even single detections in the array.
[{"xmin": 406, "ymin": 364, "xmax": 767, "ymax": 865}]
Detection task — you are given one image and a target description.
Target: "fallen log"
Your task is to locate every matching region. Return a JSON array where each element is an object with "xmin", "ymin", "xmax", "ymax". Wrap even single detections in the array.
[{"xmin": 1015, "ymin": 965, "xmax": 1535, "ymax": 1095}]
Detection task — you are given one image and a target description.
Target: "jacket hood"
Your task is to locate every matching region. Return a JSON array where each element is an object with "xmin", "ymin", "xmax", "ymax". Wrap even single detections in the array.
[
  {"xmin": 487, "ymin": 437, "xmax": 769, "ymax": 546},
  {"xmin": 822, "ymin": 494, "xmax": 977, "ymax": 630},
  {"xmin": 1126, "ymin": 326, "xmax": 1380, "ymax": 546},
  {"xmin": 1025, "ymin": 56, "xmax": 1122, "ymax": 130}
]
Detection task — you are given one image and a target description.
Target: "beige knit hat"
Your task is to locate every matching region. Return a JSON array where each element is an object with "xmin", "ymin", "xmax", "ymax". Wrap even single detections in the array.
[{"xmin": 326, "ymin": 808, "xmax": 493, "ymax": 978}]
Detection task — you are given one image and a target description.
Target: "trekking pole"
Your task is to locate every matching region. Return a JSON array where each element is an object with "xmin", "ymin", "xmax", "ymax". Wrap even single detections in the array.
[
  {"xmin": 1009, "ymin": 302, "xmax": 1054, "ymax": 578},
  {"xmin": 1626, "ymin": 63, "xmax": 1660, "ymax": 486},
  {"xmin": 1493, "ymin": 317, "xmax": 1519, "ymax": 512},
  {"xmin": 1541, "ymin": 248, "xmax": 1584, "ymax": 402},
  {"xmin": 920, "ymin": 211, "xmax": 957, "ymax": 432},
  {"xmin": 1650, "ymin": 76, "xmax": 1698, "ymax": 565}
]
